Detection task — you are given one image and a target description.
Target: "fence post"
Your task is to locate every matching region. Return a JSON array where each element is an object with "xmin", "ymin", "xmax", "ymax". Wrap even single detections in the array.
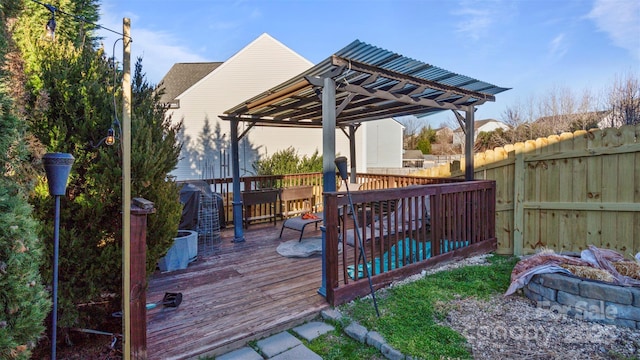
[{"xmin": 130, "ymin": 198, "xmax": 155, "ymax": 359}]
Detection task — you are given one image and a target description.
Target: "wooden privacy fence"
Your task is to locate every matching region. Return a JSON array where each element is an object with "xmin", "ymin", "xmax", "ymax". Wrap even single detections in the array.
[
  {"xmin": 323, "ymin": 181, "xmax": 497, "ymax": 306},
  {"xmin": 416, "ymin": 124, "xmax": 640, "ymax": 256}
]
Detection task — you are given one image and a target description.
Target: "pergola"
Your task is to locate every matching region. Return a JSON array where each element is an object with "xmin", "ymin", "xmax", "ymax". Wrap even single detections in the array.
[{"xmin": 221, "ymin": 40, "xmax": 509, "ymax": 249}]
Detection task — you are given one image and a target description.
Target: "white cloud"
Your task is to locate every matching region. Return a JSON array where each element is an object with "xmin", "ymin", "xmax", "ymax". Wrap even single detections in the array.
[
  {"xmin": 127, "ymin": 28, "xmax": 208, "ymax": 84},
  {"xmin": 453, "ymin": 0, "xmax": 516, "ymax": 41},
  {"xmin": 98, "ymin": 5, "xmax": 207, "ymax": 84},
  {"xmin": 454, "ymin": 6, "xmax": 494, "ymax": 41},
  {"xmin": 587, "ymin": 0, "xmax": 640, "ymax": 60},
  {"xmin": 548, "ymin": 33, "xmax": 568, "ymax": 59}
]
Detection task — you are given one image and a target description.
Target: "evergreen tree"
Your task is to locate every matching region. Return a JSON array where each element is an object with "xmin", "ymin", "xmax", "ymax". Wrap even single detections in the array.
[
  {"xmin": 12, "ymin": 0, "xmax": 182, "ymax": 330},
  {"xmin": 0, "ymin": 5, "xmax": 50, "ymax": 357},
  {"xmin": 252, "ymin": 146, "xmax": 323, "ymax": 175},
  {"xmin": 416, "ymin": 126, "xmax": 437, "ymax": 154}
]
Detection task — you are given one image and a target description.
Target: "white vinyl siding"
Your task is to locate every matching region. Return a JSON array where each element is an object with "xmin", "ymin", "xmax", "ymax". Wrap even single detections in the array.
[{"xmin": 366, "ymin": 119, "xmax": 403, "ymax": 168}]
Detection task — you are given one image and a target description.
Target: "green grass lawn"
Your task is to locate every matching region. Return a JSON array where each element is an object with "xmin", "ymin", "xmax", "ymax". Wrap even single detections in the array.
[{"xmin": 311, "ymin": 254, "xmax": 519, "ymax": 360}]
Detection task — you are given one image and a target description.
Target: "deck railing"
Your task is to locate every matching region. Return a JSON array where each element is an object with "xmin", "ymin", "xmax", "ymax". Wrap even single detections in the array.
[
  {"xmin": 323, "ymin": 180, "xmax": 497, "ymax": 306},
  {"xmin": 187, "ymin": 173, "xmax": 461, "ymax": 224}
]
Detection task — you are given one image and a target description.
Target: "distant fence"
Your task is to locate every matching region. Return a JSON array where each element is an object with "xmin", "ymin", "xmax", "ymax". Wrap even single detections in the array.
[{"xmin": 414, "ymin": 124, "xmax": 640, "ymax": 256}]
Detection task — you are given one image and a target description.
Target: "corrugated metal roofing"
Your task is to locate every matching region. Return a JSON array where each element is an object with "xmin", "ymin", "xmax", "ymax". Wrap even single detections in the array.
[{"xmin": 224, "ymin": 40, "xmax": 509, "ymax": 127}]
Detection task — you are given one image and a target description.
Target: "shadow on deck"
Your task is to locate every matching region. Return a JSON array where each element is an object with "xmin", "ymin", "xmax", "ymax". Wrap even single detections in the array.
[{"xmin": 146, "ymin": 221, "xmax": 329, "ymax": 360}]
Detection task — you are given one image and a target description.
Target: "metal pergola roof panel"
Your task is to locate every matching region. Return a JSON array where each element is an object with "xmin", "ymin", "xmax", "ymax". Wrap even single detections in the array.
[{"xmin": 224, "ymin": 40, "xmax": 509, "ymax": 128}]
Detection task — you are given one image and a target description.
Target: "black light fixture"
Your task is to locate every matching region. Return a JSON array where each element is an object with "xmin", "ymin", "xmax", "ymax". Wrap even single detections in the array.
[
  {"xmin": 92, "ymin": 120, "xmax": 120, "ymax": 148},
  {"xmin": 104, "ymin": 127, "xmax": 116, "ymax": 146},
  {"xmin": 43, "ymin": 3, "xmax": 57, "ymax": 40}
]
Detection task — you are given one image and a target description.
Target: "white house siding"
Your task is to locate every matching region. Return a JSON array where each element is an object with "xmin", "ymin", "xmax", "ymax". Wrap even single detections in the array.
[
  {"xmin": 168, "ymin": 33, "xmax": 317, "ymax": 180},
  {"xmin": 452, "ymin": 120, "xmax": 509, "ymax": 147},
  {"xmin": 365, "ymin": 118, "xmax": 403, "ymax": 168},
  {"xmin": 240, "ymin": 125, "xmax": 356, "ymax": 176},
  {"xmin": 166, "ymin": 34, "xmax": 398, "ymax": 180}
]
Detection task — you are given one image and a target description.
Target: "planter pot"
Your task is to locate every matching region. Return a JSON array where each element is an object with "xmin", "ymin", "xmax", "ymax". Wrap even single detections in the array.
[{"xmin": 158, "ymin": 230, "xmax": 198, "ymax": 272}]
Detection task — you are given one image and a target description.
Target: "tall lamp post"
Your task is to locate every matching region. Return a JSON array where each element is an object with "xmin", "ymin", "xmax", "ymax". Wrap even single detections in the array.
[
  {"xmin": 42, "ymin": 152, "xmax": 75, "ymax": 360},
  {"xmin": 121, "ymin": 18, "xmax": 133, "ymax": 360}
]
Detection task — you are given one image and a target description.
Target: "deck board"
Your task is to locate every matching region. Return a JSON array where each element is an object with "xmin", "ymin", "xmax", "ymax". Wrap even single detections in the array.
[{"xmin": 146, "ymin": 222, "xmax": 329, "ymax": 359}]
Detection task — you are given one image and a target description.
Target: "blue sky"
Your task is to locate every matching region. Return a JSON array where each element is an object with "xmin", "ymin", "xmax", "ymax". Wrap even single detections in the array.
[{"xmin": 97, "ymin": 0, "xmax": 640, "ymax": 126}]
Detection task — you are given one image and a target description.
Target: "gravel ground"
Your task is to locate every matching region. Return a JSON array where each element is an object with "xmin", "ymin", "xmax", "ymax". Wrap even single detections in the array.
[
  {"xmin": 391, "ymin": 255, "xmax": 640, "ymax": 359},
  {"xmin": 444, "ymin": 295, "xmax": 639, "ymax": 359}
]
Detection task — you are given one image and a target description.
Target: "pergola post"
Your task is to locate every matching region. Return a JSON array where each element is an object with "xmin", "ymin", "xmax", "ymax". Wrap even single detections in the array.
[
  {"xmin": 465, "ymin": 107, "xmax": 475, "ymax": 181},
  {"xmin": 349, "ymin": 125, "xmax": 357, "ymax": 183},
  {"xmin": 230, "ymin": 118, "xmax": 245, "ymax": 242},
  {"xmin": 319, "ymin": 76, "xmax": 337, "ymax": 297}
]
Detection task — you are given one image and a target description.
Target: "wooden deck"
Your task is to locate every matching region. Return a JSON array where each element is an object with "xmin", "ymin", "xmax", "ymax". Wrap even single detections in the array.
[{"xmin": 146, "ymin": 221, "xmax": 329, "ymax": 359}]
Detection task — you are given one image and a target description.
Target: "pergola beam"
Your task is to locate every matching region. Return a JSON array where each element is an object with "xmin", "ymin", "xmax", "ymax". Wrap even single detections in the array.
[{"xmin": 339, "ymin": 82, "xmax": 466, "ymax": 111}]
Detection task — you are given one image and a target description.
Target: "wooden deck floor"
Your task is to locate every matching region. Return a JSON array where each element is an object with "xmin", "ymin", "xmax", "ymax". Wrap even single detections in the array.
[{"xmin": 146, "ymin": 221, "xmax": 330, "ymax": 360}]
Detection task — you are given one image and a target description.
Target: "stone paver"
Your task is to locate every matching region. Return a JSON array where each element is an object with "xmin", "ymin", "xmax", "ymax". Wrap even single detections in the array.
[
  {"xmin": 321, "ymin": 308, "xmax": 343, "ymax": 322},
  {"xmin": 216, "ymin": 346, "xmax": 264, "ymax": 360},
  {"xmin": 269, "ymin": 344, "xmax": 323, "ymax": 360},
  {"xmin": 344, "ymin": 322, "xmax": 368, "ymax": 343},
  {"xmin": 256, "ymin": 331, "xmax": 302, "ymax": 358},
  {"xmin": 365, "ymin": 330, "xmax": 385, "ymax": 351},
  {"xmin": 292, "ymin": 321, "xmax": 335, "ymax": 341}
]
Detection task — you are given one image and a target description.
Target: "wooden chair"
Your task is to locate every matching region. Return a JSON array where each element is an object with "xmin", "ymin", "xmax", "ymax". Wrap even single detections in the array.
[{"xmin": 280, "ymin": 185, "xmax": 315, "ymax": 218}]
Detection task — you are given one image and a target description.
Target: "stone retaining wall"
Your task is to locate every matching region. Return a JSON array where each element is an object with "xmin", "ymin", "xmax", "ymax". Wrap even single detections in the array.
[{"xmin": 524, "ymin": 273, "xmax": 640, "ymax": 329}]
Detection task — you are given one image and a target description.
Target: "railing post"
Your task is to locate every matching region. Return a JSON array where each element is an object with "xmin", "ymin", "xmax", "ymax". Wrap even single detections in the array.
[
  {"xmin": 130, "ymin": 198, "xmax": 155, "ymax": 359},
  {"xmin": 321, "ymin": 193, "xmax": 339, "ymax": 304}
]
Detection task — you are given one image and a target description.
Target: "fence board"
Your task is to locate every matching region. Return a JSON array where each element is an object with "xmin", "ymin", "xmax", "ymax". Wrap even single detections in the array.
[
  {"xmin": 585, "ymin": 129, "xmax": 604, "ymax": 247},
  {"xmin": 601, "ymin": 129, "xmax": 623, "ymax": 249},
  {"xmin": 571, "ymin": 131, "xmax": 588, "ymax": 251},
  {"xmin": 617, "ymin": 125, "xmax": 636, "ymax": 254}
]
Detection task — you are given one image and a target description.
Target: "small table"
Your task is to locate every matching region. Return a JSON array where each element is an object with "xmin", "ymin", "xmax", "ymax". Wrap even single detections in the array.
[{"xmin": 279, "ymin": 212, "xmax": 323, "ymax": 242}]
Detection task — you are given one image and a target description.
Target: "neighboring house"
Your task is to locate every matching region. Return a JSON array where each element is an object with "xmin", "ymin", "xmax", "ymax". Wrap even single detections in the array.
[
  {"xmin": 160, "ymin": 33, "xmax": 403, "ymax": 181},
  {"xmin": 435, "ymin": 127, "xmax": 453, "ymax": 143},
  {"xmin": 452, "ymin": 119, "xmax": 509, "ymax": 149},
  {"xmin": 159, "ymin": 62, "xmax": 222, "ymax": 109},
  {"xmin": 365, "ymin": 118, "xmax": 404, "ymax": 168},
  {"xmin": 535, "ymin": 111, "xmax": 609, "ymax": 132},
  {"xmin": 596, "ymin": 107, "xmax": 639, "ymax": 129},
  {"xmin": 402, "ymin": 150, "xmax": 424, "ymax": 168}
]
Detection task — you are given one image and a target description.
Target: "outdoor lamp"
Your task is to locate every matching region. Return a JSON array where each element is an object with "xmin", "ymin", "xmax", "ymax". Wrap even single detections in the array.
[
  {"xmin": 44, "ymin": 3, "xmax": 57, "ymax": 40},
  {"xmin": 42, "ymin": 152, "xmax": 74, "ymax": 360},
  {"xmin": 105, "ymin": 128, "xmax": 116, "ymax": 146},
  {"xmin": 45, "ymin": 16, "xmax": 56, "ymax": 38}
]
